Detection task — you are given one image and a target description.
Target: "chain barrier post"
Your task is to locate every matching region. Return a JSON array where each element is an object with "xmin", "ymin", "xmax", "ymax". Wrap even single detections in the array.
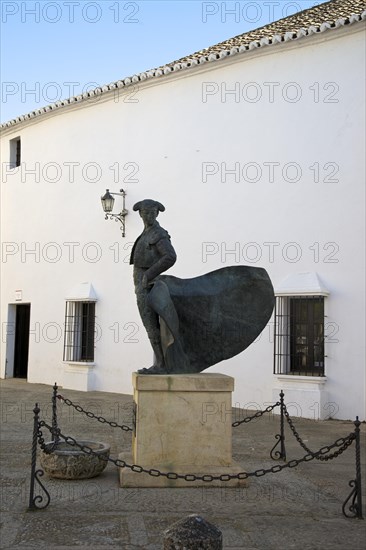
[
  {"xmin": 342, "ymin": 416, "xmax": 363, "ymax": 519},
  {"xmin": 28, "ymin": 403, "xmax": 51, "ymax": 510},
  {"xmin": 280, "ymin": 390, "xmax": 286, "ymax": 461},
  {"xmin": 354, "ymin": 417, "xmax": 363, "ymax": 519},
  {"xmin": 52, "ymin": 382, "xmax": 60, "ymax": 445},
  {"xmin": 270, "ymin": 390, "xmax": 286, "ymax": 461},
  {"xmin": 28, "ymin": 403, "xmax": 40, "ymax": 509}
]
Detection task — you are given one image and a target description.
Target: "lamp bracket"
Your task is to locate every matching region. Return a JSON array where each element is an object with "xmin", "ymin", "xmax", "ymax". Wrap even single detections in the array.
[{"xmin": 102, "ymin": 189, "xmax": 128, "ymax": 237}]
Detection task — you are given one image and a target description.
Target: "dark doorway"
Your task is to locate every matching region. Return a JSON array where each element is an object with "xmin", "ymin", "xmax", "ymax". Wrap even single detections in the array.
[{"xmin": 14, "ymin": 304, "xmax": 31, "ymax": 378}]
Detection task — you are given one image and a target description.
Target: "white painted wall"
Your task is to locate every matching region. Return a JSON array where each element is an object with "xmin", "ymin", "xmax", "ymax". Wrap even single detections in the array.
[{"xmin": 1, "ymin": 24, "xmax": 365, "ymax": 420}]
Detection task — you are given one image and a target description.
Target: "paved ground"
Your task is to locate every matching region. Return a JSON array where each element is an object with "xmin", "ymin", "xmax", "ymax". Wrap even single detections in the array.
[{"xmin": 0, "ymin": 378, "xmax": 365, "ymax": 549}]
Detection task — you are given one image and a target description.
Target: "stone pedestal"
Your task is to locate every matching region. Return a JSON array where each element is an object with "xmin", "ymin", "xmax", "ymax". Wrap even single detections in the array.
[{"xmin": 119, "ymin": 372, "xmax": 247, "ymax": 487}]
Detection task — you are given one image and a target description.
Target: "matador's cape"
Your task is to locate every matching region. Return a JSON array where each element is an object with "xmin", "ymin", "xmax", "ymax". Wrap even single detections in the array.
[{"xmin": 147, "ymin": 266, "xmax": 275, "ymax": 374}]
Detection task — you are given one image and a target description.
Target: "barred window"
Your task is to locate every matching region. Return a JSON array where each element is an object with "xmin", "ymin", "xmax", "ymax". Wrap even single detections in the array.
[
  {"xmin": 10, "ymin": 137, "xmax": 21, "ymax": 168},
  {"xmin": 63, "ymin": 301, "xmax": 95, "ymax": 362},
  {"xmin": 274, "ymin": 296, "xmax": 325, "ymax": 376}
]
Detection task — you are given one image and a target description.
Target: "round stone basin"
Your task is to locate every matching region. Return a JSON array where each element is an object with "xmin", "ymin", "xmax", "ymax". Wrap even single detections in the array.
[{"xmin": 40, "ymin": 441, "xmax": 110, "ymax": 479}]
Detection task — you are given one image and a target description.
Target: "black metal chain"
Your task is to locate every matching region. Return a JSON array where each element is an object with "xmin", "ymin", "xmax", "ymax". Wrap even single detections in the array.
[
  {"xmin": 232, "ymin": 402, "xmax": 280, "ymax": 427},
  {"xmin": 38, "ymin": 420, "xmax": 355, "ymax": 482},
  {"xmin": 36, "ymin": 422, "xmax": 57, "ymax": 454},
  {"xmin": 283, "ymin": 404, "xmax": 356, "ymax": 460},
  {"xmin": 57, "ymin": 395, "xmax": 133, "ymax": 432},
  {"xmin": 54, "ymin": 395, "xmax": 353, "ymax": 463},
  {"xmin": 58, "ymin": 392, "xmax": 279, "ymax": 431}
]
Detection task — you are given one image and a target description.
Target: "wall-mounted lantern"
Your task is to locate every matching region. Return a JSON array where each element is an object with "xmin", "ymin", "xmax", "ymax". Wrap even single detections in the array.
[{"xmin": 101, "ymin": 188, "xmax": 128, "ymax": 237}]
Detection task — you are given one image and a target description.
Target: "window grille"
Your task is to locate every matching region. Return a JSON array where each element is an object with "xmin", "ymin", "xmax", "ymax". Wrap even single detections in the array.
[
  {"xmin": 63, "ymin": 301, "xmax": 95, "ymax": 362},
  {"xmin": 274, "ymin": 295, "xmax": 325, "ymax": 376},
  {"xmin": 16, "ymin": 138, "xmax": 21, "ymax": 167},
  {"xmin": 10, "ymin": 137, "xmax": 21, "ymax": 168}
]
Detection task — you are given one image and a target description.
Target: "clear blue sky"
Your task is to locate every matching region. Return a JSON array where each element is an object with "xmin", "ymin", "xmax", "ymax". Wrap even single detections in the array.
[{"xmin": 1, "ymin": 0, "xmax": 317, "ymax": 123}]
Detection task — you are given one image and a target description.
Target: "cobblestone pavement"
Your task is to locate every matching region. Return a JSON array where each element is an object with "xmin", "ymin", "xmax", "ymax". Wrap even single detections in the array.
[{"xmin": 1, "ymin": 379, "xmax": 365, "ymax": 549}]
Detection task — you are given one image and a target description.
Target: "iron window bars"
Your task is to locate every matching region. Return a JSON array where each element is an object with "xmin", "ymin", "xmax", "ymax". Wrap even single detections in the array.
[{"xmin": 274, "ymin": 295, "xmax": 325, "ymax": 376}]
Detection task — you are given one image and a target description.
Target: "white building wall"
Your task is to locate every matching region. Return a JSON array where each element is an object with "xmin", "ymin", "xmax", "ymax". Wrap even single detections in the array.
[{"xmin": 1, "ymin": 24, "xmax": 365, "ymax": 420}]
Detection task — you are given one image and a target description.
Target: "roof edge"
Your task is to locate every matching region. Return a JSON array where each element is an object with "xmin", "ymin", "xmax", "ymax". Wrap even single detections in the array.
[{"xmin": 1, "ymin": 8, "xmax": 365, "ymax": 131}]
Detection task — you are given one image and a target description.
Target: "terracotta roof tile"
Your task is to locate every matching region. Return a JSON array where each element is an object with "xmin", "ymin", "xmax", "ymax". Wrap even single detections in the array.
[
  {"xmin": 160, "ymin": 0, "xmax": 366, "ymax": 66},
  {"xmin": 158, "ymin": 0, "xmax": 365, "ymax": 69}
]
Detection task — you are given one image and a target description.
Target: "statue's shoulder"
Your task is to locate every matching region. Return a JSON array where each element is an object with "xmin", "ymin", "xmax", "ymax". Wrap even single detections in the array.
[{"xmin": 148, "ymin": 223, "xmax": 171, "ymax": 245}]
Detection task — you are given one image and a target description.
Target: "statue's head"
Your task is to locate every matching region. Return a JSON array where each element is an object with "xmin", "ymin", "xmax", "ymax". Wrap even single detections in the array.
[{"xmin": 133, "ymin": 199, "xmax": 165, "ymax": 226}]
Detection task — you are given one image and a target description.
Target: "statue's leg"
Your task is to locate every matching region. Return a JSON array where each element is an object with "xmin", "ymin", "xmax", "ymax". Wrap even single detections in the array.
[
  {"xmin": 148, "ymin": 280, "xmax": 191, "ymax": 374},
  {"xmin": 138, "ymin": 299, "xmax": 165, "ymax": 369},
  {"xmin": 134, "ymin": 269, "xmax": 167, "ymax": 373},
  {"xmin": 149, "ymin": 337, "xmax": 165, "ymax": 370}
]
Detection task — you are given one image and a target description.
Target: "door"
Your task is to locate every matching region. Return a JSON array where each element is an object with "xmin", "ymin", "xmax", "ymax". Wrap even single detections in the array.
[{"xmin": 13, "ymin": 304, "xmax": 31, "ymax": 378}]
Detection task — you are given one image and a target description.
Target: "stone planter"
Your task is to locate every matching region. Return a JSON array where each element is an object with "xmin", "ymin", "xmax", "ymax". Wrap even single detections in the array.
[{"xmin": 40, "ymin": 441, "xmax": 110, "ymax": 479}]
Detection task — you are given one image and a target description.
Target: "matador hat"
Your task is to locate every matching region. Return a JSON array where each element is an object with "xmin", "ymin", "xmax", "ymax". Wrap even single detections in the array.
[{"xmin": 133, "ymin": 199, "xmax": 165, "ymax": 212}]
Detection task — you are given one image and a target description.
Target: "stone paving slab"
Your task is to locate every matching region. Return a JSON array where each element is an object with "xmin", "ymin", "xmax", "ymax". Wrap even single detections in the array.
[{"xmin": 1, "ymin": 379, "xmax": 365, "ymax": 549}]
